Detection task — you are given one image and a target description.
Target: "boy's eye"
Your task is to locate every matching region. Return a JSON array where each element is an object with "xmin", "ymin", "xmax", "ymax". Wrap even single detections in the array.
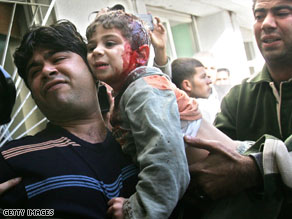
[{"xmin": 105, "ymin": 41, "xmax": 116, "ymax": 47}]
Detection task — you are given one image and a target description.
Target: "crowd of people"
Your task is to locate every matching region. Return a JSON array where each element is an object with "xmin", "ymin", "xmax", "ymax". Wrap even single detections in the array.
[{"xmin": 0, "ymin": 0, "xmax": 291, "ymax": 218}]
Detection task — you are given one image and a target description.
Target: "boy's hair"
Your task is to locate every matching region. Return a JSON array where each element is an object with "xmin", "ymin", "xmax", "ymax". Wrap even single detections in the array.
[
  {"xmin": 86, "ymin": 10, "xmax": 150, "ymax": 51},
  {"xmin": 14, "ymin": 20, "xmax": 89, "ymax": 88},
  {"xmin": 171, "ymin": 57, "xmax": 204, "ymax": 89}
]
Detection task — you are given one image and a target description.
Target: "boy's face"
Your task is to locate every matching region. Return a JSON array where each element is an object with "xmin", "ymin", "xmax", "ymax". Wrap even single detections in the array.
[{"xmin": 87, "ymin": 25, "xmax": 140, "ymax": 91}]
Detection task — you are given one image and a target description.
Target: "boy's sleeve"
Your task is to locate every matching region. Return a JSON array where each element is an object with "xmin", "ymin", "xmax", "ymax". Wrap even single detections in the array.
[
  {"xmin": 153, "ymin": 56, "xmax": 172, "ymax": 78},
  {"xmin": 120, "ymin": 77, "xmax": 190, "ymax": 219}
]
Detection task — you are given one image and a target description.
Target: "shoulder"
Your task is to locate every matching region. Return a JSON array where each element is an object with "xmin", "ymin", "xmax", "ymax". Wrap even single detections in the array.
[
  {"xmin": 1, "ymin": 125, "xmax": 72, "ymax": 153},
  {"xmin": 1, "ymin": 130, "xmax": 45, "ymax": 151},
  {"xmin": 223, "ymin": 77, "xmax": 255, "ymax": 100}
]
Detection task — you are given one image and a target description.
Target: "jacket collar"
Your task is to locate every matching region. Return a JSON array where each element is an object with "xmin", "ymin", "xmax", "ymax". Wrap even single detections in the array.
[{"xmin": 247, "ymin": 64, "xmax": 273, "ymax": 84}]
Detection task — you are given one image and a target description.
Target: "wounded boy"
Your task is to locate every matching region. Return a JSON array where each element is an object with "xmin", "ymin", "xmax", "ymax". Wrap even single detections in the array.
[{"xmin": 86, "ymin": 9, "xmax": 237, "ymax": 218}]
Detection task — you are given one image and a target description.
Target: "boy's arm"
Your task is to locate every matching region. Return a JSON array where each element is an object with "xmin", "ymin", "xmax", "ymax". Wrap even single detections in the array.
[
  {"xmin": 119, "ymin": 79, "xmax": 189, "ymax": 219},
  {"xmin": 150, "ymin": 17, "xmax": 172, "ymax": 77}
]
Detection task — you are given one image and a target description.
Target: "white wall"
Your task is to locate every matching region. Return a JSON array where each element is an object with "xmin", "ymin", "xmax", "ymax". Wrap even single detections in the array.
[
  {"xmin": 197, "ymin": 11, "xmax": 251, "ymax": 84},
  {"xmin": 54, "ymin": 0, "xmax": 133, "ymax": 37}
]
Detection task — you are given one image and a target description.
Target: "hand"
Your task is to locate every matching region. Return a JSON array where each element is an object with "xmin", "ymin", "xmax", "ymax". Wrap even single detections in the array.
[
  {"xmin": 0, "ymin": 177, "xmax": 21, "ymax": 195},
  {"xmin": 149, "ymin": 17, "xmax": 168, "ymax": 66},
  {"xmin": 184, "ymin": 136, "xmax": 261, "ymax": 200},
  {"xmin": 107, "ymin": 197, "xmax": 125, "ymax": 219}
]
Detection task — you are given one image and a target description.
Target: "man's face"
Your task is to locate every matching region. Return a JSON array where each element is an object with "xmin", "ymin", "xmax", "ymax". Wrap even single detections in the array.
[
  {"xmin": 253, "ymin": 0, "xmax": 292, "ymax": 62},
  {"xmin": 27, "ymin": 48, "xmax": 98, "ymax": 121},
  {"xmin": 189, "ymin": 66, "xmax": 212, "ymax": 99},
  {"xmin": 87, "ymin": 25, "xmax": 140, "ymax": 91},
  {"xmin": 215, "ymin": 70, "xmax": 230, "ymax": 85}
]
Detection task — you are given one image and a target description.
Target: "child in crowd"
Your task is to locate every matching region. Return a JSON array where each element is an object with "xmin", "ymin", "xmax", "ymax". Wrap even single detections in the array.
[{"xmin": 86, "ymin": 9, "xmax": 237, "ymax": 218}]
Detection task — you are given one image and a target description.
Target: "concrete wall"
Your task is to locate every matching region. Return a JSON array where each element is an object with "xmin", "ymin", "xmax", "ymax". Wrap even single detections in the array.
[
  {"xmin": 197, "ymin": 11, "xmax": 251, "ymax": 84},
  {"xmin": 54, "ymin": 0, "xmax": 134, "ymax": 37}
]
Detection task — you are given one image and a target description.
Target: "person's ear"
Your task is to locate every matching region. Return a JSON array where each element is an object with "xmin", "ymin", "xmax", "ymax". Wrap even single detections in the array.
[
  {"xmin": 136, "ymin": 45, "xmax": 150, "ymax": 66},
  {"xmin": 181, "ymin": 79, "xmax": 192, "ymax": 93}
]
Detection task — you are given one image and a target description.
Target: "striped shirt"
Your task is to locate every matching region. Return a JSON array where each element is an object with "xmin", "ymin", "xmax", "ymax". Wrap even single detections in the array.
[{"xmin": 0, "ymin": 123, "xmax": 138, "ymax": 218}]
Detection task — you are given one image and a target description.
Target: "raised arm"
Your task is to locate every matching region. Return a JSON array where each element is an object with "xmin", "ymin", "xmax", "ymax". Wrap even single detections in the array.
[{"xmin": 150, "ymin": 17, "xmax": 171, "ymax": 77}]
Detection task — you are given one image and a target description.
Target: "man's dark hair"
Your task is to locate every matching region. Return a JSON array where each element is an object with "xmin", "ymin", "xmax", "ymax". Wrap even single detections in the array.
[
  {"xmin": 217, "ymin": 68, "xmax": 230, "ymax": 77},
  {"xmin": 252, "ymin": 0, "xmax": 256, "ymax": 11},
  {"xmin": 171, "ymin": 57, "xmax": 204, "ymax": 89},
  {"xmin": 13, "ymin": 20, "xmax": 88, "ymax": 88},
  {"xmin": 0, "ymin": 66, "xmax": 16, "ymax": 125}
]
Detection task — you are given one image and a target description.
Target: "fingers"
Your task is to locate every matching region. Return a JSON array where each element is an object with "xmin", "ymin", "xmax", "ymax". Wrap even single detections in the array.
[
  {"xmin": 184, "ymin": 136, "xmax": 220, "ymax": 153},
  {"xmin": 0, "ymin": 177, "xmax": 21, "ymax": 195},
  {"xmin": 154, "ymin": 16, "xmax": 161, "ymax": 24},
  {"xmin": 153, "ymin": 17, "xmax": 165, "ymax": 32},
  {"xmin": 107, "ymin": 197, "xmax": 125, "ymax": 219}
]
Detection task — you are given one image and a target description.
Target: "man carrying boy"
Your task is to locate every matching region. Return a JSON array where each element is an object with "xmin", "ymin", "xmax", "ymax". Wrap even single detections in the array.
[{"xmin": 0, "ymin": 20, "xmax": 138, "ymax": 218}]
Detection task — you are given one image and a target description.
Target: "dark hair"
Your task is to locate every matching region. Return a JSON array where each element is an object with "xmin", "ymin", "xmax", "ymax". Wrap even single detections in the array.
[
  {"xmin": 86, "ymin": 10, "xmax": 150, "ymax": 51},
  {"xmin": 13, "ymin": 20, "xmax": 88, "ymax": 88},
  {"xmin": 109, "ymin": 4, "xmax": 125, "ymax": 11},
  {"xmin": 252, "ymin": 0, "xmax": 256, "ymax": 11},
  {"xmin": 171, "ymin": 58, "xmax": 204, "ymax": 89},
  {"xmin": 217, "ymin": 68, "xmax": 230, "ymax": 77},
  {"xmin": 0, "ymin": 66, "xmax": 16, "ymax": 125}
]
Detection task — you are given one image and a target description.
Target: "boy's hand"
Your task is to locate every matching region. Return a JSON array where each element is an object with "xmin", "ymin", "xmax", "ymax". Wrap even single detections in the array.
[
  {"xmin": 107, "ymin": 197, "xmax": 125, "ymax": 219},
  {"xmin": 0, "ymin": 177, "xmax": 21, "ymax": 195},
  {"xmin": 149, "ymin": 17, "xmax": 168, "ymax": 66}
]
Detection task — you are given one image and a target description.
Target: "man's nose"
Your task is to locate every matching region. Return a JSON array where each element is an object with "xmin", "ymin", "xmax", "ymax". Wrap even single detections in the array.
[
  {"xmin": 207, "ymin": 77, "xmax": 212, "ymax": 85},
  {"xmin": 42, "ymin": 63, "xmax": 57, "ymax": 78},
  {"xmin": 262, "ymin": 12, "xmax": 277, "ymax": 31}
]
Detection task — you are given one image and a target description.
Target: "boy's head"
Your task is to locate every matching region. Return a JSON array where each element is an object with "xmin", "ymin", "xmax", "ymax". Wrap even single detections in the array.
[
  {"xmin": 14, "ymin": 20, "xmax": 89, "ymax": 88},
  {"xmin": 86, "ymin": 10, "xmax": 150, "ymax": 91},
  {"xmin": 171, "ymin": 57, "xmax": 212, "ymax": 99},
  {"xmin": 86, "ymin": 10, "xmax": 150, "ymax": 52}
]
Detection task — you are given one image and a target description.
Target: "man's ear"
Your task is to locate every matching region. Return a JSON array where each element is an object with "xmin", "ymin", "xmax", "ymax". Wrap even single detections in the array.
[
  {"xmin": 137, "ymin": 45, "xmax": 150, "ymax": 66},
  {"xmin": 181, "ymin": 79, "xmax": 192, "ymax": 93}
]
